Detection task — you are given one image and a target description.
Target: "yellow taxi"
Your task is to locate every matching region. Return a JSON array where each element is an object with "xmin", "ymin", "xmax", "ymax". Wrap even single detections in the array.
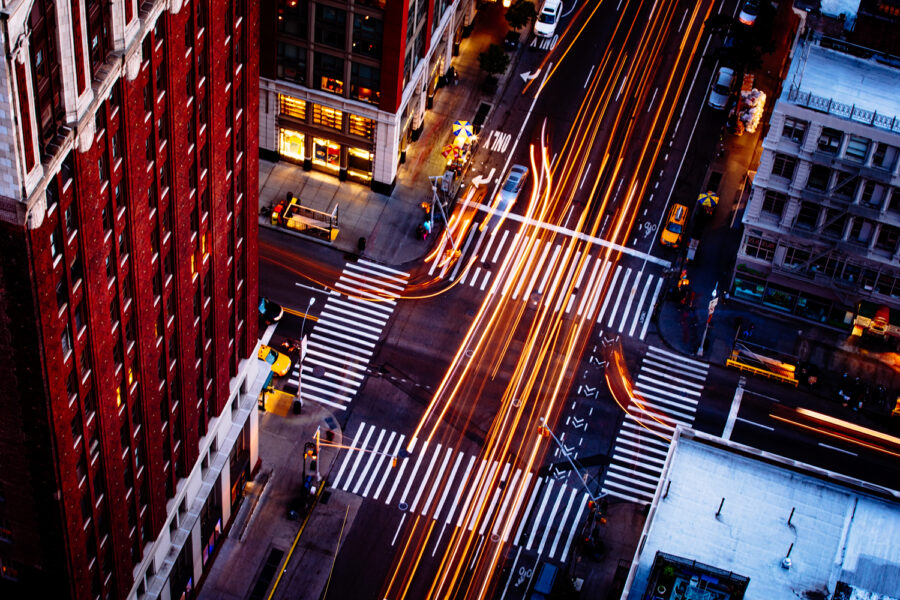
[
  {"xmin": 258, "ymin": 344, "xmax": 291, "ymax": 377},
  {"xmin": 660, "ymin": 204, "xmax": 688, "ymax": 248}
]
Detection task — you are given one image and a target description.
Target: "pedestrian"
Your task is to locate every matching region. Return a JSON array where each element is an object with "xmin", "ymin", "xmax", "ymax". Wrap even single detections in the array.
[
  {"xmin": 452, "ymin": 66, "xmax": 459, "ymax": 86},
  {"xmin": 741, "ymin": 323, "xmax": 754, "ymax": 339}
]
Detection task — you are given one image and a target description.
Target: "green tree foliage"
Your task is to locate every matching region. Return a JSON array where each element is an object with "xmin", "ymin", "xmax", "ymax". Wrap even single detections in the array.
[
  {"xmin": 505, "ymin": 0, "xmax": 537, "ymax": 31},
  {"xmin": 478, "ymin": 44, "xmax": 511, "ymax": 77}
]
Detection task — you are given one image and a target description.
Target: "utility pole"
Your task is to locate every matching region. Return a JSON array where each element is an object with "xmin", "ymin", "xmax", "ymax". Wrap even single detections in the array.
[{"xmin": 697, "ymin": 282, "xmax": 719, "ymax": 357}]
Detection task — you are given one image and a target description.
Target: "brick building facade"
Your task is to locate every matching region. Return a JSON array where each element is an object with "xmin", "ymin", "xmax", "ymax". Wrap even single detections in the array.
[{"xmin": 0, "ymin": 1, "xmax": 260, "ymax": 599}]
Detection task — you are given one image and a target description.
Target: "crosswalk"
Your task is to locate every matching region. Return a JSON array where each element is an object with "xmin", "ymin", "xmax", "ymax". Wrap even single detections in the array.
[
  {"xmin": 453, "ymin": 232, "xmax": 664, "ymax": 340},
  {"xmin": 299, "ymin": 259, "xmax": 409, "ymax": 411},
  {"xmin": 601, "ymin": 346, "xmax": 708, "ymax": 503},
  {"xmin": 330, "ymin": 423, "xmax": 591, "ymax": 562}
]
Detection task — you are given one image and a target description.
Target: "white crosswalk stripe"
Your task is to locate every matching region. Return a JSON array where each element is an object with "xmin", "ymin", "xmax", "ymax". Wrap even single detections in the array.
[
  {"xmin": 299, "ymin": 259, "xmax": 408, "ymax": 411},
  {"xmin": 456, "ymin": 235, "xmax": 664, "ymax": 340},
  {"xmin": 331, "ymin": 423, "xmax": 591, "ymax": 561},
  {"xmin": 601, "ymin": 346, "xmax": 708, "ymax": 503}
]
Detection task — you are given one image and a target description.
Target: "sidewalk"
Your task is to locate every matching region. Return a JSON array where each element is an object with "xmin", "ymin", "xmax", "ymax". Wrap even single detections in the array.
[
  {"xmin": 197, "ymin": 401, "xmax": 347, "ymax": 600},
  {"xmin": 257, "ymin": 3, "xmax": 515, "ymax": 268}
]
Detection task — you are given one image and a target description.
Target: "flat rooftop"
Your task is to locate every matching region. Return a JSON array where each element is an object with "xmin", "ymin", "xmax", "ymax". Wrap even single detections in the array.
[
  {"xmin": 624, "ymin": 430, "xmax": 900, "ymax": 600},
  {"xmin": 782, "ymin": 40, "xmax": 900, "ymax": 130}
]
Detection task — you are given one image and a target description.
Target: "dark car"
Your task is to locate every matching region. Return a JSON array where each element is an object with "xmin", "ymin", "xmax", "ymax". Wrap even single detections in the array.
[
  {"xmin": 504, "ymin": 31, "xmax": 520, "ymax": 51},
  {"xmin": 258, "ymin": 297, "xmax": 284, "ymax": 323}
]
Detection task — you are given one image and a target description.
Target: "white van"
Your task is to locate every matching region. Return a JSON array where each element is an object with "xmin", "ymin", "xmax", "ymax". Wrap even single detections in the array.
[{"xmin": 534, "ymin": 0, "xmax": 562, "ymax": 38}]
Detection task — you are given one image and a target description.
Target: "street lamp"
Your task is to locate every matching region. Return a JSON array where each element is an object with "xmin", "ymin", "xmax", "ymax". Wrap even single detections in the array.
[
  {"xmin": 299, "ymin": 296, "xmax": 316, "ymax": 345},
  {"xmin": 697, "ymin": 282, "xmax": 718, "ymax": 357}
]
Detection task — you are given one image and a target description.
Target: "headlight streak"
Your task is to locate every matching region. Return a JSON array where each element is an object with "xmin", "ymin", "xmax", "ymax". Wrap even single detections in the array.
[{"xmin": 378, "ymin": 1, "xmax": 718, "ymax": 598}]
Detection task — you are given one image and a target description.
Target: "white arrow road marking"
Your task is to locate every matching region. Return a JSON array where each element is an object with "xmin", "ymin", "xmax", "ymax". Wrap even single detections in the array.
[
  {"xmin": 520, "ymin": 68, "xmax": 541, "ymax": 82},
  {"xmin": 472, "ymin": 167, "xmax": 496, "ymax": 187}
]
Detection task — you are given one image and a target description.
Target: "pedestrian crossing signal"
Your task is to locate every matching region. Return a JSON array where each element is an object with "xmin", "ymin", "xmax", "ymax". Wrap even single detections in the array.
[{"xmin": 391, "ymin": 456, "xmax": 398, "ymax": 468}]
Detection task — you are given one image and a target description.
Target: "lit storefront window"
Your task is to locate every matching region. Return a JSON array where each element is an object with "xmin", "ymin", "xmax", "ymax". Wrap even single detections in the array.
[
  {"xmin": 347, "ymin": 147, "xmax": 372, "ymax": 181},
  {"xmin": 279, "ymin": 95, "xmax": 306, "ymax": 120},
  {"xmin": 312, "ymin": 104, "xmax": 343, "ymax": 130},
  {"xmin": 279, "ymin": 129, "xmax": 305, "ymax": 161},
  {"xmin": 313, "ymin": 138, "xmax": 340, "ymax": 171},
  {"xmin": 348, "ymin": 114, "xmax": 374, "ymax": 139}
]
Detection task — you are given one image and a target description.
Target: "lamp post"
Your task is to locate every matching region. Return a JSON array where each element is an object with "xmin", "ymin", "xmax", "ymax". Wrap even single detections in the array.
[
  {"xmin": 299, "ymin": 296, "xmax": 316, "ymax": 345},
  {"xmin": 697, "ymin": 282, "xmax": 718, "ymax": 357}
]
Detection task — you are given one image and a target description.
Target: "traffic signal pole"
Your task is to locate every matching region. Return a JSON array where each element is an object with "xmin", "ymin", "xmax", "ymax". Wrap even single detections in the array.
[{"xmin": 537, "ymin": 417, "xmax": 607, "ymax": 503}]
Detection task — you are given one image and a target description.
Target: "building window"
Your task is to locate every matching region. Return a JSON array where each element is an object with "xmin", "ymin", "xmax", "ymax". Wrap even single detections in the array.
[
  {"xmin": 277, "ymin": 0, "xmax": 308, "ymax": 37},
  {"xmin": 352, "ymin": 14, "xmax": 383, "ymax": 58},
  {"xmin": 849, "ymin": 219, "xmax": 874, "ymax": 245},
  {"xmin": 806, "ymin": 164, "xmax": 830, "ymax": 192},
  {"xmin": 760, "ymin": 190, "xmax": 786, "ymax": 218},
  {"xmin": 744, "ymin": 236, "xmax": 775, "ymax": 262},
  {"xmin": 783, "ymin": 246, "xmax": 810, "ymax": 268},
  {"xmin": 311, "ymin": 104, "xmax": 342, "ymax": 129},
  {"xmin": 61, "ymin": 322, "xmax": 73, "ymax": 356},
  {"xmin": 833, "ymin": 171, "xmax": 857, "ymax": 200},
  {"xmin": 50, "ymin": 227, "xmax": 62, "ymax": 260},
  {"xmin": 823, "ymin": 208, "xmax": 846, "ymax": 238},
  {"xmin": 872, "ymin": 143, "xmax": 899, "ymax": 171},
  {"xmin": 852, "ymin": 181, "xmax": 879, "ymax": 209},
  {"xmin": 817, "ymin": 127, "xmax": 842, "ymax": 154},
  {"xmin": 114, "ymin": 182, "xmax": 125, "ymax": 209},
  {"xmin": 844, "ymin": 135, "xmax": 870, "ymax": 162},
  {"xmin": 771, "ymin": 154, "xmax": 796, "ymax": 180},
  {"xmin": 313, "ymin": 52, "xmax": 344, "ymax": 94},
  {"xmin": 876, "ymin": 225, "xmax": 900, "ymax": 253},
  {"xmin": 65, "ymin": 203, "xmax": 78, "ymax": 235},
  {"xmin": 70, "ymin": 255, "xmax": 83, "ymax": 285},
  {"xmin": 56, "ymin": 277, "xmax": 67, "ymax": 309},
  {"xmin": 74, "ymin": 302, "xmax": 85, "ymax": 333},
  {"xmin": 279, "ymin": 95, "xmax": 306, "ymax": 120},
  {"xmin": 156, "ymin": 63, "xmax": 166, "ymax": 92},
  {"xmin": 315, "ymin": 5, "xmax": 346, "ymax": 49},
  {"xmin": 276, "ymin": 42, "xmax": 306, "ymax": 84},
  {"xmin": 794, "ymin": 202, "xmax": 819, "ymax": 230},
  {"xmin": 781, "ymin": 117, "xmax": 807, "ymax": 144},
  {"xmin": 279, "ymin": 129, "xmax": 305, "ymax": 161},
  {"xmin": 350, "ymin": 63, "xmax": 380, "ymax": 104}
]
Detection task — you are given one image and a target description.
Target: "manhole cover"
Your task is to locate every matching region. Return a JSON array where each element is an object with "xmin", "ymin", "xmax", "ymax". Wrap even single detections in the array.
[
  {"xmin": 313, "ymin": 365, "xmax": 326, "ymax": 378},
  {"xmin": 398, "ymin": 501, "xmax": 409, "ymax": 511}
]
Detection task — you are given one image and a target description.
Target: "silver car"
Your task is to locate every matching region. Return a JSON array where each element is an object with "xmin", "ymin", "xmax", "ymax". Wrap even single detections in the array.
[
  {"xmin": 496, "ymin": 164, "xmax": 529, "ymax": 213},
  {"xmin": 707, "ymin": 66, "xmax": 735, "ymax": 110}
]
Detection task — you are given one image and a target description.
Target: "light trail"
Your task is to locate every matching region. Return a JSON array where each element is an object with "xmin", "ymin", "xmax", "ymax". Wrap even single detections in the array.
[{"xmin": 375, "ymin": 1, "xmax": 719, "ymax": 597}]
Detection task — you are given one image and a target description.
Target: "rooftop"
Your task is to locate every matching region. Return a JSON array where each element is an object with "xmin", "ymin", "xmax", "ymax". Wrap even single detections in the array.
[
  {"xmin": 781, "ymin": 39, "xmax": 900, "ymax": 134},
  {"xmin": 623, "ymin": 430, "xmax": 900, "ymax": 600}
]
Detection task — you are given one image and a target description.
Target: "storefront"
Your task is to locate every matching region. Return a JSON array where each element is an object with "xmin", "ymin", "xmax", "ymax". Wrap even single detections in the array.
[
  {"xmin": 278, "ymin": 128, "xmax": 305, "ymax": 162},
  {"xmin": 312, "ymin": 137, "xmax": 341, "ymax": 173},
  {"xmin": 731, "ymin": 268, "xmax": 851, "ymax": 329}
]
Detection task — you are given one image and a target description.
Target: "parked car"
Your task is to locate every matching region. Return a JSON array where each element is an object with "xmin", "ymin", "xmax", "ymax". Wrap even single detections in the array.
[
  {"xmin": 504, "ymin": 30, "xmax": 521, "ymax": 51},
  {"xmin": 707, "ymin": 66, "xmax": 735, "ymax": 110},
  {"xmin": 660, "ymin": 204, "xmax": 688, "ymax": 248},
  {"xmin": 534, "ymin": 0, "xmax": 562, "ymax": 38},
  {"xmin": 738, "ymin": 0, "xmax": 759, "ymax": 26},
  {"xmin": 258, "ymin": 344, "xmax": 291, "ymax": 377},
  {"xmin": 258, "ymin": 296, "xmax": 284, "ymax": 323}
]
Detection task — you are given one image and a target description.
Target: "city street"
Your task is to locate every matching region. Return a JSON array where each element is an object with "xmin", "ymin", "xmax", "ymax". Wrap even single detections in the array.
[{"xmin": 248, "ymin": 1, "xmax": 900, "ymax": 599}]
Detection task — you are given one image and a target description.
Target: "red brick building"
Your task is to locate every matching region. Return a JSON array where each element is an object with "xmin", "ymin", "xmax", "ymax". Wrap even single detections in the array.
[{"xmin": 0, "ymin": 1, "xmax": 260, "ymax": 599}]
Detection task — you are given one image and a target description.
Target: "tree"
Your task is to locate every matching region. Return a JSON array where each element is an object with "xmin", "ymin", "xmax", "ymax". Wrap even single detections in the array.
[
  {"xmin": 478, "ymin": 44, "xmax": 511, "ymax": 93},
  {"xmin": 478, "ymin": 44, "xmax": 510, "ymax": 77},
  {"xmin": 505, "ymin": 0, "xmax": 537, "ymax": 31}
]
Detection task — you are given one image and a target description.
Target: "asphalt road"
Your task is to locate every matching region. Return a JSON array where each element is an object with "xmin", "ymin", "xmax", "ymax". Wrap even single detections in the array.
[{"xmin": 254, "ymin": 1, "xmax": 900, "ymax": 599}]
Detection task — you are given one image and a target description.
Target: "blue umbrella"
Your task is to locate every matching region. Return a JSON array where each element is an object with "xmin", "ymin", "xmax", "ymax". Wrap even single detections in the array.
[
  {"xmin": 452, "ymin": 120, "xmax": 474, "ymax": 138},
  {"xmin": 698, "ymin": 191, "xmax": 719, "ymax": 210}
]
